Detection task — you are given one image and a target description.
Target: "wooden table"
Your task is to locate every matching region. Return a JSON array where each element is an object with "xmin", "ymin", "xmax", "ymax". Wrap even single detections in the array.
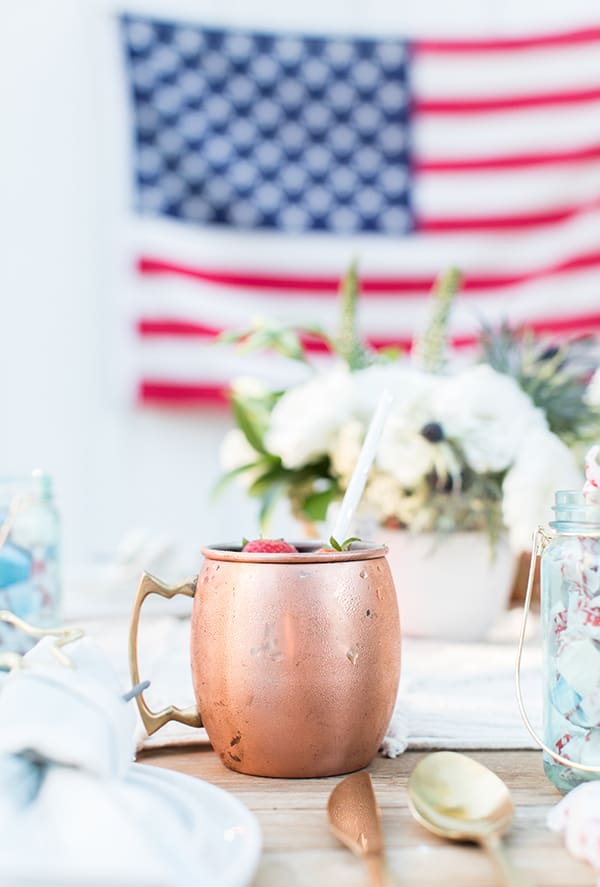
[{"xmin": 138, "ymin": 747, "xmax": 594, "ymax": 886}]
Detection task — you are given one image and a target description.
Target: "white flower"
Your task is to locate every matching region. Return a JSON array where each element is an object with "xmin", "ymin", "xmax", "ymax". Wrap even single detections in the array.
[
  {"xmin": 351, "ymin": 364, "xmax": 438, "ymax": 426},
  {"xmin": 230, "ymin": 375, "xmax": 270, "ymax": 399},
  {"xmin": 219, "ymin": 428, "xmax": 261, "ymax": 488},
  {"xmin": 585, "ymin": 367, "xmax": 600, "ymax": 406},
  {"xmin": 329, "ymin": 418, "xmax": 365, "ymax": 485},
  {"xmin": 376, "ymin": 413, "xmax": 437, "ymax": 487},
  {"xmin": 265, "ymin": 368, "xmax": 354, "ymax": 469},
  {"xmin": 364, "ymin": 470, "xmax": 408, "ymax": 522},
  {"xmin": 502, "ymin": 427, "xmax": 583, "ymax": 552},
  {"xmin": 433, "ymin": 364, "xmax": 546, "ymax": 473}
]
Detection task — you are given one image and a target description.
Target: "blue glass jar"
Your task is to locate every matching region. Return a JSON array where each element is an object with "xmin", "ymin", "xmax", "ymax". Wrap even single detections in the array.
[
  {"xmin": 0, "ymin": 471, "xmax": 61, "ymax": 653},
  {"xmin": 534, "ymin": 492, "xmax": 600, "ymax": 792}
]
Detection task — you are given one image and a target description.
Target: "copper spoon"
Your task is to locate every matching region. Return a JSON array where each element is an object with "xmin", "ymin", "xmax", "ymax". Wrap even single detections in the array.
[
  {"xmin": 407, "ymin": 752, "xmax": 532, "ymax": 887},
  {"xmin": 327, "ymin": 771, "xmax": 395, "ymax": 887}
]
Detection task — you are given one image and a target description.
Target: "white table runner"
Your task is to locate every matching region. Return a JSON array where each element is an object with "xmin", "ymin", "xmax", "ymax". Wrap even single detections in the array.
[{"xmin": 84, "ymin": 611, "xmax": 542, "ymax": 757}]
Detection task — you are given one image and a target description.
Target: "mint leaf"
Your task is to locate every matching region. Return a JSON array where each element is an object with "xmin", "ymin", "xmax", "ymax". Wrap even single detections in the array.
[
  {"xmin": 328, "ymin": 535, "xmax": 361, "ymax": 551},
  {"xmin": 342, "ymin": 536, "xmax": 361, "ymax": 549}
]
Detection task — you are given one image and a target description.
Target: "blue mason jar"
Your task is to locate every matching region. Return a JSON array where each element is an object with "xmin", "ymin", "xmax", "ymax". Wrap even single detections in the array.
[{"xmin": 0, "ymin": 471, "xmax": 61, "ymax": 653}]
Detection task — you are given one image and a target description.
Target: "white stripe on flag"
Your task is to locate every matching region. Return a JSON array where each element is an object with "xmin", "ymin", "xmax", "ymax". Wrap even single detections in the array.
[
  {"xmin": 134, "ymin": 270, "xmax": 600, "ymax": 339},
  {"xmin": 125, "ymin": 210, "xmax": 600, "ymax": 277},
  {"xmin": 412, "ymin": 43, "xmax": 600, "ymax": 98},
  {"xmin": 415, "ymin": 164, "xmax": 600, "ymax": 217},
  {"xmin": 137, "ymin": 340, "xmax": 327, "ymax": 384},
  {"xmin": 414, "ymin": 101, "xmax": 600, "ymax": 159}
]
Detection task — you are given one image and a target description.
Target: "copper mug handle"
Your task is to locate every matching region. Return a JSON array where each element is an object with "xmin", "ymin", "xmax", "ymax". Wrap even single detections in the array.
[{"xmin": 128, "ymin": 571, "xmax": 203, "ymax": 735}]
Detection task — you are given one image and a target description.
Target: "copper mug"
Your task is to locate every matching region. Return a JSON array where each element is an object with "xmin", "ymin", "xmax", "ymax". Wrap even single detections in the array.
[{"xmin": 129, "ymin": 541, "xmax": 401, "ymax": 778}]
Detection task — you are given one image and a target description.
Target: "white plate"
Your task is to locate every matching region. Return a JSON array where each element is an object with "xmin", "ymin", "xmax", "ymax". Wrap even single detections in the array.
[{"xmin": 134, "ymin": 764, "xmax": 261, "ymax": 887}]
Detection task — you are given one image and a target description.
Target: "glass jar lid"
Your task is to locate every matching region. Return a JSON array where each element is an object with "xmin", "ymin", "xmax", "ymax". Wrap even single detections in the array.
[{"xmin": 551, "ymin": 490, "xmax": 600, "ymax": 528}]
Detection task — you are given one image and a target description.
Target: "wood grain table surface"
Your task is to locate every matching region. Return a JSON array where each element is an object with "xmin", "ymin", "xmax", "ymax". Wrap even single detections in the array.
[{"xmin": 138, "ymin": 746, "xmax": 595, "ymax": 887}]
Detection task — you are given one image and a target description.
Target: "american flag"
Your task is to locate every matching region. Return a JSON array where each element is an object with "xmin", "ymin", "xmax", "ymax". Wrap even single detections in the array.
[{"xmin": 118, "ymin": 14, "xmax": 600, "ymax": 406}]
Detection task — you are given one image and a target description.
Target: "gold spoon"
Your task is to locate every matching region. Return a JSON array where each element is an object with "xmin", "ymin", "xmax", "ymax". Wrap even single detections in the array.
[
  {"xmin": 407, "ymin": 752, "xmax": 532, "ymax": 887},
  {"xmin": 327, "ymin": 771, "xmax": 395, "ymax": 886}
]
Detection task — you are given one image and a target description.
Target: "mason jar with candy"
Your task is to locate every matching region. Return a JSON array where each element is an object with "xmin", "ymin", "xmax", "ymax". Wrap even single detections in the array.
[
  {"xmin": 517, "ymin": 445, "xmax": 600, "ymax": 792},
  {"xmin": 0, "ymin": 470, "xmax": 61, "ymax": 652}
]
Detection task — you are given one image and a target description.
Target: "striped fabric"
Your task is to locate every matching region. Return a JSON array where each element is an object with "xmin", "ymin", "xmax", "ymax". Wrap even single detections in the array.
[{"xmin": 118, "ymin": 16, "xmax": 600, "ymax": 406}]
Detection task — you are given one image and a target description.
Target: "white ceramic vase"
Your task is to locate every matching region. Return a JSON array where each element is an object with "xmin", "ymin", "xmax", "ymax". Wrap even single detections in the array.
[{"xmin": 377, "ymin": 528, "xmax": 516, "ymax": 642}]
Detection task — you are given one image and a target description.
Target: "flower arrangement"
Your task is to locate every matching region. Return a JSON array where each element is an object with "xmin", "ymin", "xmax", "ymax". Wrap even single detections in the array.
[{"xmin": 219, "ymin": 265, "xmax": 600, "ymax": 552}]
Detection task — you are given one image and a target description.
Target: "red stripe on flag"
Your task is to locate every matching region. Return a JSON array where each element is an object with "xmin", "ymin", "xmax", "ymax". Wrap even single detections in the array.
[
  {"xmin": 413, "ymin": 27, "xmax": 600, "ymax": 53},
  {"xmin": 416, "ymin": 200, "xmax": 600, "ymax": 232},
  {"xmin": 138, "ymin": 307, "xmax": 600, "ymax": 408},
  {"xmin": 414, "ymin": 86, "xmax": 600, "ymax": 115},
  {"xmin": 137, "ymin": 318, "xmax": 378, "ymax": 350},
  {"xmin": 138, "ymin": 319, "xmax": 222, "ymax": 337},
  {"xmin": 138, "ymin": 247, "xmax": 600, "ymax": 295},
  {"xmin": 139, "ymin": 381, "xmax": 229, "ymax": 406},
  {"xmin": 527, "ymin": 312, "xmax": 600, "ymax": 335},
  {"xmin": 137, "ymin": 318, "xmax": 334, "ymax": 351},
  {"xmin": 415, "ymin": 144, "xmax": 600, "ymax": 173},
  {"xmin": 138, "ymin": 312, "xmax": 600, "ymax": 348},
  {"xmin": 138, "ymin": 257, "xmax": 342, "ymax": 292},
  {"xmin": 451, "ymin": 312, "xmax": 600, "ymax": 343}
]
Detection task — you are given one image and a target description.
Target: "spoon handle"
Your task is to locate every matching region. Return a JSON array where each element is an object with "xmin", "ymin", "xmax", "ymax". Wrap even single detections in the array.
[
  {"xmin": 365, "ymin": 854, "xmax": 396, "ymax": 887},
  {"xmin": 481, "ymin": 835, "xmax": 533, "ymax": 887}
]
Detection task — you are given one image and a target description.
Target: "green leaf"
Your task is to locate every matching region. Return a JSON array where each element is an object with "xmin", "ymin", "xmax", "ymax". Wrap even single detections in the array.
[
  {"xmin": 236, "ymin": 328, "xmax": 272, "ymax": 354},
  {"xmin": 412, "ymin": 267, "xmax": 462, "ymax": 374},
  {"xmin": 301, "ymin": 485, "xmax": 339, "ymax": 522},
  {"xmin": 259, "ymin": 485, "xmax": 284, "ymax": 535},
  {"xmin": 335, "ymin": 259, "xmax": 373, "ymax": 370},
  {"xmin": 216, "ymin": 329, "xmax": 248, "ymax": 345},
  {"xmin": 299, "ymin": 325, "xmax": 336, "ymax": 353},
  {"xmin": 231, "ymin": 397, "xmax": 268, "ymax": 454},
  {"xmin": 341, "ymin": 536, "xmax": 361, "ymax": 549},
  {"xmin": 327, "ymin": 535, "xmax": 361, "ymax": 551},
  {"xmin": 272, "ymin": 329, "xmax": 307, "ymax": 363},
  {"xmin": 247, "ymin": 463, "xmax": 288, "ymax": 498},
  {"xmin": 377, "ymin": 346, "xmax": 403, "ymax": 362},
  {"xmin": 223, "ymin": 323, "xmax": 311, "ymax": 365},
  {"xmin": 210, "ymin": 462, "xmax": 258, "ymax": 501}
]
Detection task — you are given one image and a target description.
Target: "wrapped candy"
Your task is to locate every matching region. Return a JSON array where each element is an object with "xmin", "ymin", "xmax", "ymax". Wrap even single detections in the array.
[
  {"xmin": 557, "ymin": 639, "xmax": 600, "ymax": 699},
  {"xmin": 583, "ymin": 445, "xmax": 600, "ymax": 505},
  {"xmin": 548, "ymin": 782, "xmax": 600, "ymax": 872},
  {"xmin": 551, "ymin": 679, "xmax": 593, "ymax": 730},
  {"xmin": 559, "ymin": 539, "xmax": 600, "ymax": 598},
  {"xmin": 551, "ymin": 603, "xmax": 568, "ymax": 638}
]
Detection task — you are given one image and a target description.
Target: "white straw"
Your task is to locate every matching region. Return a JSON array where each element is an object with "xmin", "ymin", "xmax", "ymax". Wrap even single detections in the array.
[{"xmin": 330, "ymin": 389, "xmax": 394, "ymax": 543}]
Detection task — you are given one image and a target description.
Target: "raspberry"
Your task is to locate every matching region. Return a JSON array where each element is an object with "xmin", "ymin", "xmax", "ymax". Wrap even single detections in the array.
[{"xmin": 242, "ymin": 539, "xmax": 298, "ymax": 553}]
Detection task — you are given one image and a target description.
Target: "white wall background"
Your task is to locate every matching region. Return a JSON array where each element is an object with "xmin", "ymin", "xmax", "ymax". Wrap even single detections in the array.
[
  {"xmin": 1, "ymin": 0, "xmax": 598, "ymax": 570},
  {"xmin": 0, "ymin": 0, "xmax": 261, "ymax": 570}
]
